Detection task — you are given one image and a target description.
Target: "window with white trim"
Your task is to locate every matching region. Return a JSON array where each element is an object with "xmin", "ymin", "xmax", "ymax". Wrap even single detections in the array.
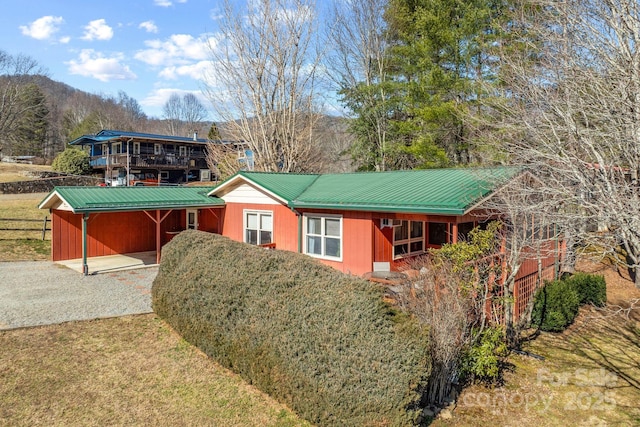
[
  {"xmin": 244, "ymin": 211, "xmax": 273, "ymax": 245},
  {"xmin": 304, "ymin": 215, "xmax": 342, "ymax": 260},
  {"xmin": 393, "ymin": 220, "xmax": 424, "ymax": 258},
  {"xmin": 154, "ymin": 143, "xmax": 162, "ymax": 155},
  {"xmin": 179, "ymin": 145, "xmax": 187, "ymax": 156}
]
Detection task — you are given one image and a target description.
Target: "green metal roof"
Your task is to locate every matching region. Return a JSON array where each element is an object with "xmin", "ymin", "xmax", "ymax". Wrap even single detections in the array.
[
  {"xmin": 39, "ymin": 186, "xmax": 223, "ymax": 213},
  {"xmin": 228, "ymin": 171, "xmax": 320, "ymax": 202},
  {"xmin": 290, "ymin": 167, "xmax": 519, "ymax": 214},
  {"xmin": 215, "ymin": 167, "xmax": 520, "ymax": 215}
]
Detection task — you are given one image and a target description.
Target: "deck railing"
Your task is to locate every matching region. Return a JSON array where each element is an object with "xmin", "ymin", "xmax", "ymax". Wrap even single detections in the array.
[{"xmin": 89, "ymin": 154, "xmax": 207, "ymax": 169}]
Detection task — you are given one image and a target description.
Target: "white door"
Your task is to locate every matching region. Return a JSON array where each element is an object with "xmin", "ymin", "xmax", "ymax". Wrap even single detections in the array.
[{"xmin": 186, "ymin": 209, "xmax": 198, "ymax": 230}]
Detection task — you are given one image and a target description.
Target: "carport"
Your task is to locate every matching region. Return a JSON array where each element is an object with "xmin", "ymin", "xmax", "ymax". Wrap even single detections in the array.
[{"xmin": 39, "ymin": 186, "xmax": 225, "ymax": 275}]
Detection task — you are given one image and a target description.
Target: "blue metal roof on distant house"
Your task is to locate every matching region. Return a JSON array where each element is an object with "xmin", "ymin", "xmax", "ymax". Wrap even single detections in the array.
[{"xmin": 68, "ymin": 129, "xmax": 233, "ymax": 146}]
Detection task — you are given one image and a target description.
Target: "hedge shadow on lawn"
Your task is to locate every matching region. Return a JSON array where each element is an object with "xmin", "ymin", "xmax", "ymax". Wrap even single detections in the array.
[{"xmin": 153, "ymin": 230, "xmax": 430, "ymax": 427}]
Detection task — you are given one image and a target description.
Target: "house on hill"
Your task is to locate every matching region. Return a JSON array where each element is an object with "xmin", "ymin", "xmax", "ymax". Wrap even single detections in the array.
[{"xmin": 69, "ymin": 129, "xmax": 251, "ymax": 186}]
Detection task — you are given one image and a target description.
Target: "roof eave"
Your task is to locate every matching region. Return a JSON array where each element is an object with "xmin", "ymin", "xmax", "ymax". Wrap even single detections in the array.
[
  {"xmin": 289, "ymin": 201, "xmax": 467, "ymax": 216},
  {"xmin": 73, "ymin": 203, "xmax": 225, "ymax": 214}
]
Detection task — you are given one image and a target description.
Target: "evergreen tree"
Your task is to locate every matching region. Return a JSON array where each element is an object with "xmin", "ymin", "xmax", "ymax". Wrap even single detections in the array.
[
  {"xmin": 339, "ymin": 0, "xmax": 508, "ymax": 169},
  {"xmin": 15, "ymin": 83, "xmax": 49, "ymax": 157}
]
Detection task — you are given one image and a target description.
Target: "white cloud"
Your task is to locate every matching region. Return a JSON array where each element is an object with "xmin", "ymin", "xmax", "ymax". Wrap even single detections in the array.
[
  {"xmin": 142, "ymin": 87, "xmax": 208, "ymax": 110},
  {"xmin": 154, "ymin": 0, "xmax": 187, "ymax": 6},
  {"xmin": 59, "ymin": 36, "xmax": 71, "ymax": 44},
  {"xmin": 159, "ymin": 61, "xmax": 213, "ymax": 81},
  {"xmin": 135, "ymin": 34, "xmax": 212, "ymax": 67},
  {"xmin": 81, "ymin": 19, "xmax": 113, "ymax": 41},
  {"xmin": 19, "ymin": 16, "xmax": 64, "ymax": 40},
  {"xmin": 139, "ymin": 20, "xmax": 158, "ymax": 33},
  {"xmin": 66, "ymin": 49, "xmax": 136, "ymax": 82}
]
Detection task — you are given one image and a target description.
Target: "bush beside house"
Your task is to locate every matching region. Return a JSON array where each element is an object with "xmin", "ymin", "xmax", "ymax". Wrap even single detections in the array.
[
  {"xmin": 531, "ymin": 273, "xmax": 606, "ymax": 332},
  {"xmin": 152, "ymin": 230, "xmax": 431, "ymax": 427},
  {"xmin": 51, "ymin": 147, "xmax": 91, "ymax": 175}
]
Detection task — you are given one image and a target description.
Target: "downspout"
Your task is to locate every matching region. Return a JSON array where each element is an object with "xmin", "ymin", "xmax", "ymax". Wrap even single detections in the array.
[
  {"xmin": 126, "ymin": 138, "xmax": 132, "ymax": 186},
  {"xmin": 82, "ymin": 213, "xmax": 89, "ymax": 276},
  {"xmin": 291, "ymin": 207, "xmax": 302, "ymax": 253}
]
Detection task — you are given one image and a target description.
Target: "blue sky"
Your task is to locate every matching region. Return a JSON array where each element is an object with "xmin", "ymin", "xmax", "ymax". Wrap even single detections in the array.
[{"xmin": 2, "ymin": 0, "xmax": 229, "ymax": 118}]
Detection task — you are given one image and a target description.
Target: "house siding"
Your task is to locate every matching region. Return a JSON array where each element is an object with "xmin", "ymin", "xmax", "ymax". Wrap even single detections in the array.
[
  {"xmin": 221, "ymin": 202, "xmax": 299, "ymax": 252},
  {"xmin": 51, "ymin": 208, "xmax": 222, "ymax": 262}
]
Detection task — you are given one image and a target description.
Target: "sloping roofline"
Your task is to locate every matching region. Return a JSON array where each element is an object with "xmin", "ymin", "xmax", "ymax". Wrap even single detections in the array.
[
  {"xmin": 68, "ymin": 129, "xmax": 235, "ymax": 146},
  {"xmin": 39, "ymin": 186, "xmax": 224, "ymax": 214},
  {"xmin": 210, "ymin": 167, "xmax": 522, "ymax": 215}
]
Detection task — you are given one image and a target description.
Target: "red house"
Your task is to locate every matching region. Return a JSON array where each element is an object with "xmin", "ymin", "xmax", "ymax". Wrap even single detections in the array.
[
  {"xmin": 40, "ymin": 167, "xmax": 560, "ymax": 320},
  {"xmin": 212, "ymin": 168, "xmax": 529, "ymax": 275}
]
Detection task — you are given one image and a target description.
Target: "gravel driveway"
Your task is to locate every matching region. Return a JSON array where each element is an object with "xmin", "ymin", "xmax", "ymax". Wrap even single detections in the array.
[{"xmin": 0, "ymin": 261, "xmax": 156, "ymax": 330}]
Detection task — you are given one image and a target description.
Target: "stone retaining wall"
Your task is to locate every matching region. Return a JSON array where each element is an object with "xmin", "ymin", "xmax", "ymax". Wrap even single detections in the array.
[{"xmin": 0, "ymin": 176, "xmax": 102, "ymax": 194}]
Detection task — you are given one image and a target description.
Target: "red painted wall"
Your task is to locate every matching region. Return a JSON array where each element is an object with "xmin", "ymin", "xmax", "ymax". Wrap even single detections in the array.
[
  {"xmin": 221, "ymin": 203, "xmax": 299, "ymax": 252},
  {"xmin": 51, "ymin": 207, "xmax": 224, "ymax": 261},
  {"xmin": 52, "ymin": 210, "xmax": 156, "ymax": 261}
]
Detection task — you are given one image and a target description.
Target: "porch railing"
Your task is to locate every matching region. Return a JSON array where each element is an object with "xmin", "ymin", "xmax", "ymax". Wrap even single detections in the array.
[{"xmin": 89, "ymin": 154, "xmax": 207, "ymax": 169}]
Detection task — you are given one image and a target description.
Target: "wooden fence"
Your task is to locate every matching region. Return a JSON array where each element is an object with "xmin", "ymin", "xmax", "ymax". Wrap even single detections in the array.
[{"xmin": 0, "ymin": 217, "xmax": 50, "ymax": 240}]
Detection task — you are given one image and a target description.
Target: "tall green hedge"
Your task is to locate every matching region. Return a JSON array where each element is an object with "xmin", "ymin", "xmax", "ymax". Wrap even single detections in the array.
[{"xmin": 152, "ymin": 231, "xmax": 430, "ymax": 426}]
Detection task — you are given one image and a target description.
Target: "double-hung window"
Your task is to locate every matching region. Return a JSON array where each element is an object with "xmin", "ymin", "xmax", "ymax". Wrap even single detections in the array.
[
  {"xmin": 244, "ymin": 211, "xmax": 272, "ymax": 245},
  {"xmin": 304, "ymin": 215, "xmax": 342, "ymax": 260},
  {"xmin": 393, "ymin": 220, "xmax": 424, "ymax": 258}
]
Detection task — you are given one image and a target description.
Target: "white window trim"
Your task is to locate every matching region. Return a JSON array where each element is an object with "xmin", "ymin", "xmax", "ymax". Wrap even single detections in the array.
[
  {"xmin": 243, "ymin": 209, "xmax": 273, "ymax": 245},
  {"xmin": 112, "ymin": 142, "xmax": 122, "ymax": 154},
  {"xmin": 179, "ymin": 145, "xmax": 187, "ymax": 156},
  {"xmin": 303, "ymin": 213, "xmax": 343, "ymax": 262},
  {"xmin": 154, "ymin": 143, "xmax": 162, "ymax": 155},
  {"xmin": 393, "ymin": 220, "xmax": 425, "ymax": 259},
  {"xmin": 133, "ymin": 142, "xmax": 140, "ymax": 155}
]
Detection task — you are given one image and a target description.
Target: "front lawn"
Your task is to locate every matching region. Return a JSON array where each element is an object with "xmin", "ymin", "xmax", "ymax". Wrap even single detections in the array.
[{"xmin": 0, "ymin": 314, "xmax": 308, "ymax": 427}]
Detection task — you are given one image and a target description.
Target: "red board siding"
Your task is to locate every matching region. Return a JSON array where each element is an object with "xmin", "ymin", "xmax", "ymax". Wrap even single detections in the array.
[
  {"xmin": 222, "ymin": 203, "xmax": 299, "ymax": 252},
  {"xmin": 52, "ymin": 210, "xmax": 157, "ymax": 261},
  {"xmin": 51, "ymin": 207, "xmax": 225, "ymax": 262}
]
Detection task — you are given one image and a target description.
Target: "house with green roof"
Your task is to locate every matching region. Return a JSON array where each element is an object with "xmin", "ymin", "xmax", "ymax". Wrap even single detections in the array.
[
  {"xmin": 208, "ymin": 167, "xmax": 522, "ymax": 275},
  {"xmin": 39, "ymin": 186, "xmax": 224, "ymax": 274},
  {"xmin": 41, "ymin": 166, "xmax": 557, "ymax": 280}
]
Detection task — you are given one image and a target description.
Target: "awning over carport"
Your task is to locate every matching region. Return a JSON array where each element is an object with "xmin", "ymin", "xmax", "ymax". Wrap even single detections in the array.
[{"xmin": 39, "ymin": 186, "xmax": 225, "ymax": 275}]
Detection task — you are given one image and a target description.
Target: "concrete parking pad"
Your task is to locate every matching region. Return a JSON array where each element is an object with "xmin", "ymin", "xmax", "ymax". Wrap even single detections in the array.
[
  {"xmin": 56, "ymin": 251, "xmax": 158, "ymax": 274},
  {"xmin": 0, "ymin": 261, "xmax": 156, "ymax": 330}
]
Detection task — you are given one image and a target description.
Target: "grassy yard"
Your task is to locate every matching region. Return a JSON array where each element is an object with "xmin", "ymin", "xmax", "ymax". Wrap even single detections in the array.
[
  {"xmin": 432, "ymin": 263, "xmax": 640, "ymax": 426},
  {"xmin": 0, "ymin": 197, "xmax": 51, "ymax": 261},
  {"xmin": 0, "ymin": 314, "xmax": 309, "ymax": 427},
  {"xmin": 0, "ymin": 162, "xmax": 51, "ymax": 183}
]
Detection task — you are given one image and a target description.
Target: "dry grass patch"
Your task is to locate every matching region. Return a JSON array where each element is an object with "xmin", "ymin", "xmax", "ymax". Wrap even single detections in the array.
[
  {"xmin": 0, "ymin": 314, "xmax": 308, "ymax": 427},
  {"xmin": 431, "ymin": 264, "xmax": 640, "ymax": 427},
  {"xmin": 0, "ymin": 162, "xmax": 51, "ymax": 183}
]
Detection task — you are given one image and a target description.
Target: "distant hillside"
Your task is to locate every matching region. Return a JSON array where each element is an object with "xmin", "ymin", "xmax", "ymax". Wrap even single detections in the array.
[{"xmin": 12, "ymin": 75, "xmax": 354, "ymax": 172}]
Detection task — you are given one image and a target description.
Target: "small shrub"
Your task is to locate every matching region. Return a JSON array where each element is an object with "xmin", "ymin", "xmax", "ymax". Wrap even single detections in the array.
[
  {"xmin": 153, "ymin": 231, "xmax": 430, "ymax": 427},
  {"xmin": 531, "ymin": 279, "xmax": 581, "ymax": 332},
  {"xmin": 460, "ymin": 327, "xmax": 508, "ymax": 384},
  {"xmin": 566, "ymin": 273, "xmax": 607, "ymax": 307},
  {"xmin": 51, "ymin": 147, "xmax": 90, "ymax": 175}
]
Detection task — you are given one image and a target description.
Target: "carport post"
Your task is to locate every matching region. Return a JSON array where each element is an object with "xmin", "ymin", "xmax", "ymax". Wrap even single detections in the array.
[{"xmin": 82, "ymin": 213, "xmax": 89, "ymax": 275}]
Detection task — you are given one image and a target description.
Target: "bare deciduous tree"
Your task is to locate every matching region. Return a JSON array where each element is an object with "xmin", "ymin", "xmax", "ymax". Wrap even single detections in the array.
[
  {"xmin": 204, "ymin": 0, "xmax": 324, "ymax": 173},
  {"xmin": 0, "ymin": 50, "xmax": 48, "ymax": 157},
  {"xmin": 162, "ymin": 93, "xmax": 184, "ymax": 136},
  {"xmin": 325, "ymin": 0, "xmax": 390, "ymax": 171},
  {"xmin": 490, "ymin": 0, "xmax": 640, "ymax": 288}
]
